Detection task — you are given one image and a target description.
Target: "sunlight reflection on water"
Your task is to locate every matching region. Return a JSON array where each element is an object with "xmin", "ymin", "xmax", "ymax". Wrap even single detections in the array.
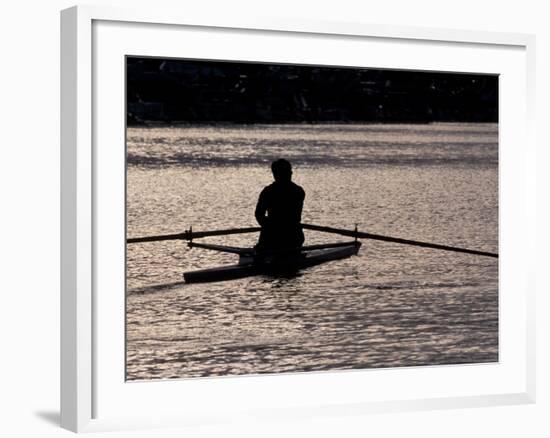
[{"xmin": 126, "ymin": 123, "xmax": 498, "ymax": 380}]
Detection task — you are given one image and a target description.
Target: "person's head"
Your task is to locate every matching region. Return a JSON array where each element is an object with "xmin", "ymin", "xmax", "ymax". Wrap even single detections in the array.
[{"xmin": 271, "ymin": 159, "xmax": 292, "ymax": 182}]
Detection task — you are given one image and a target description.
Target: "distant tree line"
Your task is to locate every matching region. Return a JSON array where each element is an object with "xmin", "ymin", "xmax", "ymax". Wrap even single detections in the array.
[{"xmin": 127, "ymin": 57, "xmax": 498, "ymax": 125}]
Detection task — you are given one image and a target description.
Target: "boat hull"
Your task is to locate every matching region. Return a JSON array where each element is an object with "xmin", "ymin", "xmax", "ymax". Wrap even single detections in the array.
[{"xmin": 183, "ymin": 242, "xmax": 361, "ymax": 283}]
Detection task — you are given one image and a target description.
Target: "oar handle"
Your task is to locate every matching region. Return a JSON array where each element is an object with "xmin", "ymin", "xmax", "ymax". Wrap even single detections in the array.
[{"xmin": 301, "ymin": 223, "xmax": 498, "ymax": 258}]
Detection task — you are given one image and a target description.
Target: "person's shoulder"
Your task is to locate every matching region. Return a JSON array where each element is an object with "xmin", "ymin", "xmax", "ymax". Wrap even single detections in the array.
[
  {"xmin": 260, "ymin": 183, "xmax": 276, "ymax": 195},
  {"xmin": 291, "ymin": 182, "xmax": 305, "ymax": 196}
]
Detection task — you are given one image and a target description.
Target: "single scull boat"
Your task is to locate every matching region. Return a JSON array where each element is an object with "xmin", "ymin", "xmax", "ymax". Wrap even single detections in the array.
[{"xmin": 183, "ymin": 240, "xmax": 361, "ymax": 283}]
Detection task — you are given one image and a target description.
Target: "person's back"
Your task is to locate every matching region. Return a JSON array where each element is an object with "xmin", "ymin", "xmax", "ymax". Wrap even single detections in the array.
[{"xmin": 255, "ymin": 159, "xmax": 305, "ymax": 252}]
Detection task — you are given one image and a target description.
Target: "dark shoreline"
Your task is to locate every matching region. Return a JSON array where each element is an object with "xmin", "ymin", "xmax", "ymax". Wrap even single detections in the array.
[
  {"xmin": 127, "ymin": 58, "xmax": 498, "ymax": 127},
  {"xmin": 127, "ymin": 120, "xmax": 498, "ymax": 128}
]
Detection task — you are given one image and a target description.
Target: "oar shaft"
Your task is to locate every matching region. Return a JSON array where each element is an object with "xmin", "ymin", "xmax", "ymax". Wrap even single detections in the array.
[
  {"xmin": 301, "ymin": 223, "xmax": 498, "ymax": 258},
  {"xmin": 127, "ymin": 232, "xmax": 186, "ymax": 243},
  {"xmin": 128, "ymin": 223, "xmax": 498, "ymax": 258},
  {"xmin": 127, "ymin": 226, "xmax": 261, "ymax": 243}
]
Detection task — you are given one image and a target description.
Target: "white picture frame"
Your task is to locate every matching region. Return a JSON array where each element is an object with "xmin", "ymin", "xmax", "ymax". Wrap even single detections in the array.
[{"xmin": 60, "ymin": 4, "xmax": 536, "ymax": 433}]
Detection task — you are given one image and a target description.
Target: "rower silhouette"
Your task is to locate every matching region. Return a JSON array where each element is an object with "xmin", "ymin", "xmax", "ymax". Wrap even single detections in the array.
[{"xmin": 255, "ymin": 159, "xmax": 305, "ymax": 253}]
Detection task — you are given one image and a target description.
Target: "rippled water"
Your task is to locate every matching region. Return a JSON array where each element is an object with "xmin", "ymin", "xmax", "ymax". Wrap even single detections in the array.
[{"xmin": 126, "ymin": 123, "xmax": 498, "ymax": 380}]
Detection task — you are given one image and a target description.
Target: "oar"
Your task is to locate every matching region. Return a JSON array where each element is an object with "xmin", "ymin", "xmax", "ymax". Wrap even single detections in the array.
[
  {"xmin": 127, "ymin": 226, "xmax": 261, "ymax": 244},
  {"xmin": 301, "ymin": 223, "xmax": 498, "ymax": 258}
]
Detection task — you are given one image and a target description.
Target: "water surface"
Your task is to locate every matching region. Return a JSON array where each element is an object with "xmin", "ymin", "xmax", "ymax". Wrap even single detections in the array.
[{"xmin": 126, "ymin": 123, "xmax": 498, "ymax": 380}]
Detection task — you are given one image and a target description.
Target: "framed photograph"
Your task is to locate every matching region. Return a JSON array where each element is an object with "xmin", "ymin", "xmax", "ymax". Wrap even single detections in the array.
[{"xmin": 61, "ymin": 5, "xmax": 536, "ymax": 433}]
